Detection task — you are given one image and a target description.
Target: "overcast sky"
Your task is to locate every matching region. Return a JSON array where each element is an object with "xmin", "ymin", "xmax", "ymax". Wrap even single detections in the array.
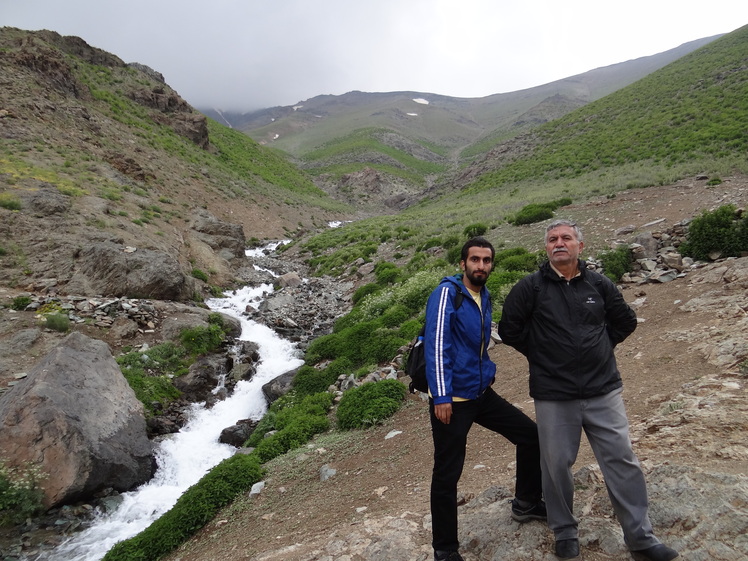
[{"xmin": 3, "ymin": 1, "xmax": 747, "ymax": 111}]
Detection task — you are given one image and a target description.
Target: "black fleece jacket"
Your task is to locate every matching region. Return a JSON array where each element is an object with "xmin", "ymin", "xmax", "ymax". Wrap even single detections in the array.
[{"xmin": 498, "ymin": 260, "xmax": 637, "ymax": 401}]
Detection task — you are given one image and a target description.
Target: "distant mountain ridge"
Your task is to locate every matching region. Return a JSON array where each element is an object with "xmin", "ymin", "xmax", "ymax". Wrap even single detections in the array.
[
  {"xmin": 198, "ymin": 35, "xmax": 722, "ymax": 212},
  {"xmin": 201, "ymin": 34, "xmax": 721, "ymax": 159}
]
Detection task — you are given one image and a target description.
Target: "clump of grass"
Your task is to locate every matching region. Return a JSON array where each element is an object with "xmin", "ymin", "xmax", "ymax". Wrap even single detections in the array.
[
  {"xmin": 44, "ymin": 312, "xmax": 70, "ymax": 332},
  {"xmin": 10, "ymin": 296, "xmax": 31, "ymax": 311},
  {"xmin": 191, "ymin": 268, "xmax": 209, "ymax": 282},
  {"xmin": 0, "ymin": 193, "xmax": 22, "ymax": 211}
]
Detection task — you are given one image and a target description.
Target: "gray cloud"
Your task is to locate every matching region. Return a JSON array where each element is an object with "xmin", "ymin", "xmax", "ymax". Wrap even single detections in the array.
[{"xmin": 3, "ymin": 0, "xmax": 746, "ymax": 111}]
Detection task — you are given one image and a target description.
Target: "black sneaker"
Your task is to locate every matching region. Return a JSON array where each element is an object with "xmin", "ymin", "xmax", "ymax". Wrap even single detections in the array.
[
  {"xmin": 510, "ymin": 498, "xmax": 547, "ymax": 522},
  {"xmin": 555, "ymin": 538, "xmax": 580, "ymax": 559},
  {"xmin": 632, "ymin": 544, "xmax": 679, "ymax": 561},
  {"xmin": 434, "ymin": 550, "xmax": 465, "ymax": 561}
]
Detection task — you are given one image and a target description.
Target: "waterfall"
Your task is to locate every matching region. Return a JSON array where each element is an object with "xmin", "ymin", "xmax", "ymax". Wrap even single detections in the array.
[{"xmin": 50, "ymin": 283, "xmax": 303, "ymax": 561}]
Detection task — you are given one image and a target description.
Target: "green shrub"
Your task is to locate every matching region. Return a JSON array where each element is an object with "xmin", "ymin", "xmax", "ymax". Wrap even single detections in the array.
[
  {"xmin": 304, "ymin": 332, "xmax": 345, "ymax": 365},
  {"xmin": 191, "ymin": 268, "xmax": 209, "ymax": 282},
  {"xmin": 446, "ymin": 246, "xmax": 461, "ymax": 264},
  {"xmin": 494, "ymin": 246, "xmax": 530, "ymax": 262},
  {"xmin": 326, "ymin": 355, "xmax": 354, "ymax": 375},
  {"xmin": 361, "ymin": 328, "xmax": 408, "ymax": 364},
  {"xmin": 508, "ymin": 203, "xmax": 554, "ymax": 225},
  {"xmin": 420, "ymin": 237, "xmax": 443, "ymax": 251},
  {"xmin": 463, "ymin": 223, "xmax": 488, "ymax": 238},
  {"xmin": 44, "ymin": 312, "xmax": 70, "ymax": 332},
  {"xmin": 10, "ymin": 296, "xmax": 31, "ymax": 311},
  {"xmin": 0, "ymin": 460, "xmax": 46, "ymax": 525},
  {"xmin": 336, "ymin": 379, "xmax": 407, "ymax": 430},
  {"xmin": 292, "ymin": 364, "xmax": 339, "ymax": 396},
  {"xmin": 102, "ymin": 454, "xmax": 264, "ymax": 561},
  {"xmin": 679, "ymin": 205, "xmax": 748, "ymax": 261},
  {"xmin": 499, "ymin": 253, "xmax": 538, "ymax": 272},
  {"xmin": 374, "ymin": 262, "xmax": 400, "ymax": 284},
  {"xmin": 398, "ymin": 318, "xmax": 422, "ymax": 341},
  {"xmin": 553, "ymin": 197, "xmax": 573, "ymax": 207},
  {"xmin": 179, "ymin": 324, "xmax": 224, "ymax": 355},
  {"xmin": 352, "ymin": 283, "xmax": 380, "ymax": 305},
  {"xmin": 507, "ymin": 198, "xmax": 572, "ymax": 226},
  {"xmin": 379, "ymin": 304, "xmax": 411, "ymax": 328},
  {"xmin": 597, "ymin": 246, "xmax": 633, "ymax": 282},
  {"xmin": 252, "ymin": 393, "xmax": 332, "ymax": 463}
]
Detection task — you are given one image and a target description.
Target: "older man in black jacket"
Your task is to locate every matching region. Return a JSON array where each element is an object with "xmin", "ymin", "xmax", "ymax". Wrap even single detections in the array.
[{"xmin": 498, "ymin": 220, "xmax": 678, "ymax": 561}]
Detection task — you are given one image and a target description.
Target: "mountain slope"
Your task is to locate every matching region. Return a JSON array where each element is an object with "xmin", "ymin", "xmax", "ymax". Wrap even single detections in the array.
[
  {"xmin": 0, "ymin": 27, "xmax": 350, "ymax": 291},
  {"xmin": 460, "ymin": 25, "xmax": 748, "ymax": 194},
  {"xmin": 199, "ymin": 35, "xmax": 721, "ymax": 213},
  {"xmin": 289, "ymin": 24, "xmax": 748, "ymax": 280}
]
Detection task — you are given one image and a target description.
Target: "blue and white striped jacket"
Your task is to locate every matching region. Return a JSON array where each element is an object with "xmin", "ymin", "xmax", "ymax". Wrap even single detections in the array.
[{"xmin": 424, "ymin": 275, "xmax": 496, "ymax": 405}]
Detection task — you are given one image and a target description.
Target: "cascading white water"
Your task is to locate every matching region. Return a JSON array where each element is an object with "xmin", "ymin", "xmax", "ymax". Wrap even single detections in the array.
[{"xmin": 50, "ymin": 283, "xmax": 304, "ymax": 561}]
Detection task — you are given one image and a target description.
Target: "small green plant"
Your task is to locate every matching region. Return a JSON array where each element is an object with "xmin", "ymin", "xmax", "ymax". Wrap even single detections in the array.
[
  {"xmin": 179, "ymin": 324, "xmax": 224, "ymax": 355},
  {"xmin": 117, "ymin": 342, "xmax": 187, "ymax": 413},
  {"xmin": 738, "ymin": 360, "xmax": 748, "ymax": 377},
  {"xmin": 192, "ymin": 269, "xmax": 208, "ymax": 282},
  {"xmin": 597, "ymin": 245, "xmax": 633, "ymax": 282},
  {"xmin": 44, "ymin": 312, "xmax": 70, "ymax": 332},
  {"xmin": 0, "ymin": 193, "xmax": 22, "ymax": 211},
  {"xmin": 660, "ymin": 400, "xmax": 685, "ymax": 415},
  {"xmin": 336, "ymin": 379, "xmax": 407, "ymax": 430},
  {"xmin": 0, "ymin": 460, "xmax": 46, "ymax": 525},
  {"xmin": 706, "ymin": 177, "xmax": 722, "ymax": 186},
  {"xmin": 10, "ymin": 296, "xmax": 32, "ymax": 311}
]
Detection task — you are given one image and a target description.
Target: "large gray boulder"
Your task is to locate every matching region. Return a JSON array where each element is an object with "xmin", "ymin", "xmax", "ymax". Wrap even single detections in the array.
[
  {"xmin": 65, "ymin": 241, "xmax": 195, "ymax": 300},
  {"xmin": 0, "ymin": 332, "xmax": 154, "ymax": 508}
]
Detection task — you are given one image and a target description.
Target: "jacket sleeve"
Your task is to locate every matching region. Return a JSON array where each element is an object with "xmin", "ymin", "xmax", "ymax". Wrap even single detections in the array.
[
  {"xmin": 497, "ymin": 277, "xmax": 534, "ymax": 357},
  {"xmin": 424, "ymin": 284, "xmax": 456, "ymax": 404},
  {"xmin": 601, "ymin": 276, "xmax": 638, "ymax": 345}
]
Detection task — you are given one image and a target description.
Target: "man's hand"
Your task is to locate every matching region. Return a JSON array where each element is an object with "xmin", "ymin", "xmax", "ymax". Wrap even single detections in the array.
[{"xmin": 434, "ymin": 402, "xmax": 453, "ymax": 424}]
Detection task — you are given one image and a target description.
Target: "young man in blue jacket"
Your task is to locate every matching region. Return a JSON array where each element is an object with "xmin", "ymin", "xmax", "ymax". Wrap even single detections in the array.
[
  {"xmin": 424, "ymin": 237, "xmax": 545, "ymax": 561},
  {"xmin": 498, "ymin": 220, "xmax": 678, "ymax": 561}
]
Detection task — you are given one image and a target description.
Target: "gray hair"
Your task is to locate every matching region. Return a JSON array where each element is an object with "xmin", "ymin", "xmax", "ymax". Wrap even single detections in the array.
[{"xmin": 545, "ymin": 219, "xmax": 583, "ymax": 243}]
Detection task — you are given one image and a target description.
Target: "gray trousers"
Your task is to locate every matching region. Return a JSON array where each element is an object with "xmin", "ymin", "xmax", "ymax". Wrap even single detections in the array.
[{"xmin": 534, "ymin": 387, "xmax": 660, "ymax": 550}]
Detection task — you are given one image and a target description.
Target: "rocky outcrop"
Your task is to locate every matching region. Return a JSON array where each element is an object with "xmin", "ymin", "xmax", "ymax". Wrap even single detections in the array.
[
  {"xmin": 189, "ymin": 209, "xmax": 247, "ymax": 262},
  {"xmin": 65, "ymin": 241, "xmax": 195, "ymax": 300},
  {"xmin": 0, "ymin": 332, "xmax": 154, "ymax": 508}
]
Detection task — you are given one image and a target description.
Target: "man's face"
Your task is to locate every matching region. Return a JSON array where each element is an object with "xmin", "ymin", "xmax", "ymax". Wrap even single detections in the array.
[
  {"xmin": 460, "ymin": 247, "xmax": 493, "ymax": 289},
  {"xmin": 545, "ymin": 225, "xmax": 584, "ymax": 268}
]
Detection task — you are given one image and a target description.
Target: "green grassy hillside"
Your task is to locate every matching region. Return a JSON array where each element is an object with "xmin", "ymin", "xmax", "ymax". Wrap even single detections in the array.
[{"xmin": 295, "ymin": 24, "xmax": 748, "ymax": 277}]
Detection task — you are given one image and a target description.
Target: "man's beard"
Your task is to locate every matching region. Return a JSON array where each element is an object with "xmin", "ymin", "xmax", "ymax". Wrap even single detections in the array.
[{"xmin": 465, "ymin": 270, "xmax": 488, "ymax": 286}]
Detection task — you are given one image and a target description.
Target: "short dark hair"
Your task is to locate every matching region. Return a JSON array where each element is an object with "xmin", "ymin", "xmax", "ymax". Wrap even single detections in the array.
[{"xmin": 461, "ymin": 236, "xmax": 495, "ymax": 262}]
